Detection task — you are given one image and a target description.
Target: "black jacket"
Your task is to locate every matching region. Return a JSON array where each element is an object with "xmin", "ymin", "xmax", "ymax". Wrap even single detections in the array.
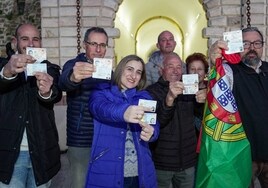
[
  {"xmin": 0, "ymin": 58, "xmax": 62, "ymax": 185},
  {"xmin": 146, "ymin": 77, "xmax": 200, "ymax": 171},
  {"xmin": 229, "ymin": 61, "xmax": 268, "ymax": 161}
]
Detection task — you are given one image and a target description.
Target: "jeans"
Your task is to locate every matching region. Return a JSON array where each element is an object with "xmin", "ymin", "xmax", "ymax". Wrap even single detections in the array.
[
  {"xmin": 124, "ymin": 176, "xmax": 139, "ymax": 188},
  {"xmin": 0, "ymin": 151, "xmax": 51, "ymax": 188},
  {"xmin": 250, "ymin": 161, "xmax": 268, "ymax": 188},
  {"xmin": 67, "ymin": 147, "xmax": 91, "ymax": 188},
  {"xmin": 156, "ymin": 167, "xmax": 195, "ymax": 188}
]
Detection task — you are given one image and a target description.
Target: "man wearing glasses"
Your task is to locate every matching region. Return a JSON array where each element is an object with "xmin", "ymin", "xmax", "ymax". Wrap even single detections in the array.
[
  {"xmin": 209, "ymin": 27, "xmax": 268, "ymax": 188},
  {"xmin": 59, "ymin": 27, "xmax": 109, "ymax": 188}
]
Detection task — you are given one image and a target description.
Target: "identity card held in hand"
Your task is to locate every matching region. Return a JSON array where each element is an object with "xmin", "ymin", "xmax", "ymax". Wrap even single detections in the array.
[
  {"xmin": 26, "ymin": 64, "xmax": 47, "ymax": 76},
  {"xmin": 223, "ymin": 30, "xmax": 244, "ymax": 54},
  {"xmin": 92, "ymin": 58, "xmax": 113, "ymax": 80},
  {"xmin": 138, "ymin": 99, "xmax": 157, "ymax": 112},
  {"xmin": 26, "ymin": 47, "xmax": 47, "ymax": 76},
  {"xmin": 26, "ymin": 47, "xmax": 47, "ymax": 64},
  {"xmin": 182, "ymin": 74, "xmax": 199, "ymax": 95},
  {"xmin": 141, "ymin": 113, "xmax": 157, "ymax": 125},
  {"xmin": 138, "ymin": 99, "xmax": 157, "ymax": 125}
]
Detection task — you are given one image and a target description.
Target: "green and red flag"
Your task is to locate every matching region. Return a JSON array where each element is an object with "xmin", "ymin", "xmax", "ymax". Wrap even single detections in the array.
[{"xmin": 195, "ymin": 51, "xmax": 252, "ymax": 188}]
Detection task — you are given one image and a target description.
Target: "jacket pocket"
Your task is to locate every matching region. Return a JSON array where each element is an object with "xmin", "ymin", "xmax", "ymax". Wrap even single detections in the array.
[{"xmin": 91, "ymin": 148, "xmax": 110, "ymax": 163}]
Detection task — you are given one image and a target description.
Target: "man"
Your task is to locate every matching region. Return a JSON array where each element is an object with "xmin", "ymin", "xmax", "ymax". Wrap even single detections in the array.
[
  {"xmin": 145, "ymin": 30, "xmax": 185, "ymax": 86},
  {"xmin": 210, "ymin": 27, "xmax": 268, "ymax": 188},
  {"xmin": 146, "ymin": 52, "xmax": 206, "ymax": 188},
  {"xmin": 0, "ymin": 23, "xmax": 62, "ymax": 187},
  {"xmin": 58, "ymin": 27, "xmax": 109, "ymax": 188}
]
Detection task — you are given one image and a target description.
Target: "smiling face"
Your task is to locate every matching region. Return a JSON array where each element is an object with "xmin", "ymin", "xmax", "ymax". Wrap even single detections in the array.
[
  {"xmin": 120, "ymin": 60, "xmax": 143, "ymax": 90},
  {"xmin": 13, "ymin": 24, "xmax": 41, "ymax": 54},
  {"xmin": 188, "ymin": 60, "xmax": 206, "ymax": 83},
  {"xmin": 161, "ymin": 54, "xmax": 183, "ymax": 82}
]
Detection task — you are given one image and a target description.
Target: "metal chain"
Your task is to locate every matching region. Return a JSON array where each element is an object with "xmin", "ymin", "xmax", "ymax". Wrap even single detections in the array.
[
  {"xmin": 246, "ymin": 0, "xmax": 251, "ymax": 28},
  {"xmin": 76, "ymin": 0, "xmax": 81, "ymax": 54}
]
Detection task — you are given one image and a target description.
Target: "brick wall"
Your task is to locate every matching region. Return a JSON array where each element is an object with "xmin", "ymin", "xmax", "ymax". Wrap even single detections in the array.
[
  {"xmin": 40, "ymin": 0, "xmax": 122, "ymax": 68},
  {"xmin": 202, "ymin": 0, "xmax": 268, "ymax": 60},
  {"xmin": 1, "ymin": 1, "xmax": 267, "ymax": 61},
  {"xmin": 0, "ymin": 0, "xmax": 41, "ymax": 56}
]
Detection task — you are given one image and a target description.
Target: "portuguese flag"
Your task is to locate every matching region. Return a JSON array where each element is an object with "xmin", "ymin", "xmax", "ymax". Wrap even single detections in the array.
[{"xmin": 195, "ymin": 51, "xmax": 252, "ymax": 188}]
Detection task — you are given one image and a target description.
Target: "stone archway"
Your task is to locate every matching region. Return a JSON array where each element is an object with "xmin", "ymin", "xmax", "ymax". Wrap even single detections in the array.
[{"xmin": 40, "ymin": 0, "xmax": 268, "ymax": 67}]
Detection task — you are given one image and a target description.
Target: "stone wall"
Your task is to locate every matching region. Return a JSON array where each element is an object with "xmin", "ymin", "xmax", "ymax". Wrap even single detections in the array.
[
  {"xmin": 40, "ymin": 0, "xmax": 122, "ymax": 67},
  {"xmin": 0, "ymin": 0, "xmax": 41, "ymax": 57},
  {"xmin": 202, "ymin": 0, "xmax": 268, "ymax": 60},
  {"xmin": 1, "ymin": 0, "xmax": 267, "ymax": 61}
]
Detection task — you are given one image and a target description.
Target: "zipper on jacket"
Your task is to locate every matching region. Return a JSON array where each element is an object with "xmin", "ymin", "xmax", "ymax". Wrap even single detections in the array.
[
  {"xmin": 132, "ymin": 124, "xmax": 146, "ymax": 187},
  {"xmin": 76, "ymin": 103, "xmax": 84, "ymax": 131},
  {"xmin": 91, "ymin": 148, "xmax": 110, "ymax": 163}
]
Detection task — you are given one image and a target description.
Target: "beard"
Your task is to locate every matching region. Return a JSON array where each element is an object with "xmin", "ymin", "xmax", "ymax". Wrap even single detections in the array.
[{"xmin": 242, "ymin": 50, "xmax": 261, "ymax": 67}]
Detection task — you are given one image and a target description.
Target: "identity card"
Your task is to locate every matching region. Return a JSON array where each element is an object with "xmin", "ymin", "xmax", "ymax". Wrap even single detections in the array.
[
  {"xmin": 92, "ymin": 58, "xmax": 113, "ymax": 80},
  {"xmin": 223, "ymin": 30, "xmax": 244, "ymax": 54},
  {"xmin": 138, "ymin": 99, "xmax": 157, "ymax": 112},
  {"xmin": 26, "ymin": 47, "xmax": 47, "ymax": 64},
  {"xmin": 182, "ymin": 74, "xmax": 199, "ymax": 95},
  {"xmin": 26, "ymin": 63, "xmax": 47, "ymax": 76},
  {"xmin": 141, "ymin": 113, "xmax": 157, "ymax": 125}
]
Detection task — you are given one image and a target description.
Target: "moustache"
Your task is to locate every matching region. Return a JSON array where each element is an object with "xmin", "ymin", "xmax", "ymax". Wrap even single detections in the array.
[{"xmin": 246, "ymin": 50, "xmax": 258, "ymax": 56}]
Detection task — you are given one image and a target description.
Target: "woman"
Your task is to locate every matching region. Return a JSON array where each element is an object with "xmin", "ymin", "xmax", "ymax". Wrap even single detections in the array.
[
  {"xmin": 185, "ymin": 52, "xmax": 209, "ymax": 90},
  {"xmin": 185, "ymin": 52, "xmax": 209, "ymax": 152},
  {"xmin": 85, "ymin": 55, "xmax": 159, "ymax": 188}
]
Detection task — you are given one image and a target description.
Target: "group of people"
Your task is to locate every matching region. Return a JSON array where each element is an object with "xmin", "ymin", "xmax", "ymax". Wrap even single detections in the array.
[{"xmin": 0, "ymin": 22, "xmax": 267, "ymax": 188}]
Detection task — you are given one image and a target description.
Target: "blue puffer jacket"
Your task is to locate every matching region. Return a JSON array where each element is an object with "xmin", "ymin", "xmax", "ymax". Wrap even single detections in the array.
[
  {"xmin": 85, "ymin": 83, "xmax": 159, "ymax": 188},
  {"xmin": 58, "ymin": 53, "xmax": 109, "ymax": 147}
]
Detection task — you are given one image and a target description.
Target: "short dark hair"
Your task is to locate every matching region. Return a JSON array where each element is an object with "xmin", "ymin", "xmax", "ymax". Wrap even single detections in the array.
[
  {"xmin": 83, "ymin": 27, "xmax": 108, "ymax": 44},
  {"xmin": 242, "ymin": 27, "xmax": 263, "ymax": 42},
  {"xmin": 113, "ymin": 55, "xmax": 146, "ymax": 90},
  {"xmin": 185, "ymin": 52, "xmax": 209, "ymax": 73}
]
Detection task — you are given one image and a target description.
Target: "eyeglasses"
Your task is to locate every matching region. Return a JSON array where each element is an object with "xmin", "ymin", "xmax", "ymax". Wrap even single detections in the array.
[
  {"xmin": 243, "ymin": 41, "xmax": 264, "ymax": 49},
  {"xmin": 84, "ymin": 41, "xmax": 107, "ymax": 49}
]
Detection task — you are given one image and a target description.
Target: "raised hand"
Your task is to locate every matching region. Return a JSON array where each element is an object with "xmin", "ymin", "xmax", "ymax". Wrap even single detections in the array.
[
  {"xmin": 123, "ymin": 105, "xmax": 151, "ymax": 124},
  {"xmin": 70, "ymin": 62, "xmax": 96, "ymax": 83},
  {"xmin": 139, "ymin": 121, "xmax": 154, "ymax": 141},
  {"xmin": 3, "ymin": 54, "xmax": 35, "ymax": 77},
  {"xmin": 35, "ymin": 72, "xmax": 53, "ymax": 97}
]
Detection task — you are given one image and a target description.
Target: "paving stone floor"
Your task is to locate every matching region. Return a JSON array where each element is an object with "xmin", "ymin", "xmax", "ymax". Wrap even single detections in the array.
[
  {"xmin": 50, "ymin": 152, "xmax": 71, "ymax": 188},
  {"xmin": 49, "ymin": 152, "xmax": 261, "ymax": 188}
]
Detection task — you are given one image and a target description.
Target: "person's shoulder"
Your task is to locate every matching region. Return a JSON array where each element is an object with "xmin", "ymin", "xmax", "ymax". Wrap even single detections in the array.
[
  {"xmin": 148, "ymin": 51, "xmax": 161, "ymax": 59},
  {"xmin": 0, "ymin": 57, "xmax": 8, "ymax": 64},
  {"xmin": 42, "ymin": 60, "xmax": 61, "ymax": 70},
  {"xmin": 66, "ymin": 53, "xmax": 86, "ymax": 63},
  {"xmin": 261, "ymin": 61, "xmax": 268, "ymax": 66},
  {"xmin": 136, "ymin": 89, "xmax": 152, "ymax": 99}
]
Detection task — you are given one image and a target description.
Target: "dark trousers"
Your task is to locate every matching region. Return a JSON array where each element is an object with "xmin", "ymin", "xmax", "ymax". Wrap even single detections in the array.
[
  {"xmin": 250, "ymin": 161, "xmax": 268, "ymax": 188},
  {"xmin": 124, "ymin": 176, "xmax": 139, "ymax": 188}
]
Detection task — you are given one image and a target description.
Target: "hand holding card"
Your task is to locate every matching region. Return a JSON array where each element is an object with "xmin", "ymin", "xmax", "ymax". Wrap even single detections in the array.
[
  {"xmin": 138, "ymin": 99, "xmax": 157, "ymax": 124},
  {"xmin": 223, "ymin": 30, "xmax": 244, "ymax": 54},
  {"xmin": 26, "ymin": 47, "xmax": 47, "ymax": 76},
  {"xmin": 92, "ymin": 58, "xmax": 113, "ymax": 80},
  {"xmin": 182, "ymin": 74, "xmax": 199, "ymax": 95}
]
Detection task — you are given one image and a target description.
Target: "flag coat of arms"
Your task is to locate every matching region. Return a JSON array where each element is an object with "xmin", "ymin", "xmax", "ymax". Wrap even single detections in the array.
[{"xmin": 195, "ymin": 52, "xmax": 251, "ymax": 188}]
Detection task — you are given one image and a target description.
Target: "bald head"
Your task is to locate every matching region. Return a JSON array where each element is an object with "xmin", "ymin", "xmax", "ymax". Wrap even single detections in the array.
[
  {"xmin": 157, "ymin": 30, "xmax": 176, "ymax": 55},
  {"xmin": 13, "ymin": 23, "xmax": 41, "ymax": 54}
]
